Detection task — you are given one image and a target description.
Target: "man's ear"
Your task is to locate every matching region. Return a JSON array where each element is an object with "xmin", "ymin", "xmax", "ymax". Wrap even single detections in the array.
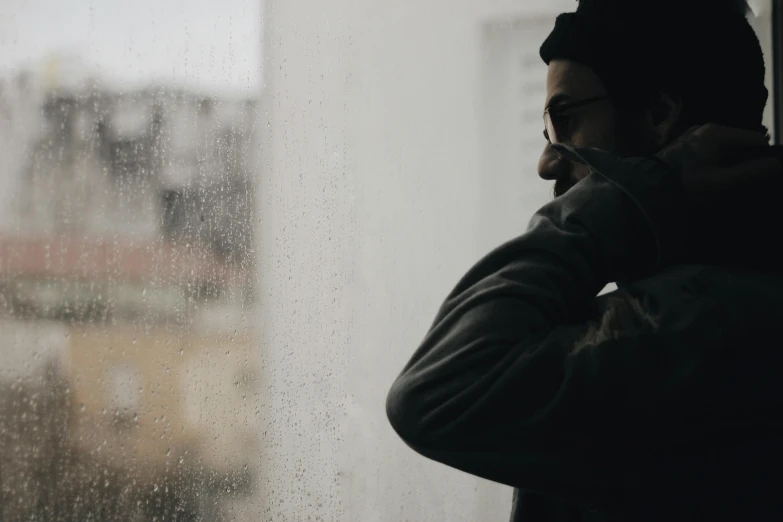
[{"xmin": 647, "ymin": 91, "xmax": 684, "ymax": 148}]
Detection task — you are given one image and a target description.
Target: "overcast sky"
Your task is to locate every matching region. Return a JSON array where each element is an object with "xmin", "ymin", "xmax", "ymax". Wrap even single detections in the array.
[{"xmin": 0, "ymin": 0, "xmax": 262, "ymax": 96}]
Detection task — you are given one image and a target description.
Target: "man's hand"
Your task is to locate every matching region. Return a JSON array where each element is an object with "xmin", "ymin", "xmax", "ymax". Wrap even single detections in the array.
[
  {"xmin": 551, "ymin": 124, "xmax": 783, "ymax": 270},
  {"xmin": 655, "ymin": 123, "xmax": 781, "ymax": 197}
]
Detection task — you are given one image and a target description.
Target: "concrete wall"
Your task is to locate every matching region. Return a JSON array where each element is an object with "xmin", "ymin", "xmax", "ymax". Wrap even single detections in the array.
[{"xmin": 257, "ymin": 1, "xmax": 776, "ymax": 521}]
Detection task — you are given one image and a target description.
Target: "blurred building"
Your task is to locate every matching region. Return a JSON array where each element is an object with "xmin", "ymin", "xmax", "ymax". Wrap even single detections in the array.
[
  {"xmin": 0, "ymin": 70, "xmax": 261, "ymax": 521},
  {"xmin": 3, "ymin": 76, "xmax": 257, "ymax": 266}
]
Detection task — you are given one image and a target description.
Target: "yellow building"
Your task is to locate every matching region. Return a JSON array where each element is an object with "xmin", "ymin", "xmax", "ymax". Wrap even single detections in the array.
[{"xmin": 0, "ymin": 234, "xmax": 259, "ymax": 520}]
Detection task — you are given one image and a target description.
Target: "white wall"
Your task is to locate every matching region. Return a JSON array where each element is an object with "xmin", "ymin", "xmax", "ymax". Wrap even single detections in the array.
[{"xmin": 256, "ymin": 2, "xmax": 776, "ymax": 521}]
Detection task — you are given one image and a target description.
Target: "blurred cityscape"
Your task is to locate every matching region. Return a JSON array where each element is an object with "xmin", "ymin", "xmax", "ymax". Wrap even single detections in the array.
[{"xmin": 0, "ymin": 61, "xmax": 261, "ymax": 521}]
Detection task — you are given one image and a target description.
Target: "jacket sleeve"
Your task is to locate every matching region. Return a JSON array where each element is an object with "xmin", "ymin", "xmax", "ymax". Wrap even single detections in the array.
[{"xmin": 385, "ymin": 148, "xmax": 714, "ymax": 504}]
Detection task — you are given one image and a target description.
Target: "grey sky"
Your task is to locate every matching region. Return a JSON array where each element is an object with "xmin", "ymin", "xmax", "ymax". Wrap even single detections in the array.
[{"xmin": 0, "ymin": 0, "xmax": 262, "ymax": 96}]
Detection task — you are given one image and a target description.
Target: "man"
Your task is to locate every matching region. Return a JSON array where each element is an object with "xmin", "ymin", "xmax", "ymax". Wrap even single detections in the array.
[{"xmin": 386, "ymin": 0, "xmax": 783, "ymax": 520}]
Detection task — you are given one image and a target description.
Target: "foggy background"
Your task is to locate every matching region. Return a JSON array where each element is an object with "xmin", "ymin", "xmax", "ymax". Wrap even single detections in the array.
[{"xmin": 0, "ymin": 0, "xmax": 261, "ymax": 95}]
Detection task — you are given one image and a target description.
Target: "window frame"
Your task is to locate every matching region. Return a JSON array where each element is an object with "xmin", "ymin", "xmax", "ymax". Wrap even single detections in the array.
[{"xmin": 774, "ymin": 0, "xmax": 783, "ymax": 143}]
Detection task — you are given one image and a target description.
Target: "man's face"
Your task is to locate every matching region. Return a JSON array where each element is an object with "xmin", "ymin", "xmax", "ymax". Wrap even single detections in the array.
[{"xmin": 538, "ymin": 60, "xmax": 638, "ymax": 197}]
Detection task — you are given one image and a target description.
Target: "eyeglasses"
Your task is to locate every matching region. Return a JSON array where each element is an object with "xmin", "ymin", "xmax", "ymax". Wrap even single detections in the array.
[{"xmin": 543, "ymin": 95, "xmax": 609, "ymax": 145}]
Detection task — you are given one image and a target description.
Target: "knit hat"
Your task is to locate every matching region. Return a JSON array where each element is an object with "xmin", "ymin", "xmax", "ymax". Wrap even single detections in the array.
[{"xmin": 540, "ymin": 0, "xmax": 768, "ymax": 131}]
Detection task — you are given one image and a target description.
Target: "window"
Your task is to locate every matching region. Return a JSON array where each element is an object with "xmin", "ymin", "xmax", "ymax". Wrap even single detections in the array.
[
  {"xmin": 775, "ymin": 0, "xmax": 783, "ymax": 142},
  {"xmin": 0, "ymin": 1, "xmax": 261, "ymax": 520},
  {"xmin": 1, "ymin": 1, "xmax": 778, "ymax": 521}
]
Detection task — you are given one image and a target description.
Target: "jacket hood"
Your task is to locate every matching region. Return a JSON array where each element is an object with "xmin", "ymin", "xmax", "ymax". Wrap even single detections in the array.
[{"xmin": 552, "ymin": 144, "xmax": 783, "ymax": 273}]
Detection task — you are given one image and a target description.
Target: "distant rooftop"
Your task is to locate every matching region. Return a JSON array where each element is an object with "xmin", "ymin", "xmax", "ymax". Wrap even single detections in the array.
[{"xmin": 0, "ymin": 234, "xmax": 250, "ymax": 288}]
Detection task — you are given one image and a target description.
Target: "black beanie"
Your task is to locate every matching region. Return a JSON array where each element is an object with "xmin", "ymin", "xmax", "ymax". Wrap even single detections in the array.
[{"xmin": 540, "ymin": 0, "xmax": 768, "ymax": 131}]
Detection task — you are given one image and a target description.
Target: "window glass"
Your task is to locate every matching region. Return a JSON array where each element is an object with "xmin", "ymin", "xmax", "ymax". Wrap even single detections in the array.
[
  {"xmin": 1, "ymin": 1, "xmax": 261, "ymax": 519},
  {"xmin": 0, "ymin": 1, "xmax": 775, "ymax": 521}
]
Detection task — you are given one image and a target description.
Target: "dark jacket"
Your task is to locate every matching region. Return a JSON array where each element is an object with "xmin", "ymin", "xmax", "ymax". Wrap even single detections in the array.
[{"xmin": 386, "ymin": 146, "xmax": 783, "ymax": 521}]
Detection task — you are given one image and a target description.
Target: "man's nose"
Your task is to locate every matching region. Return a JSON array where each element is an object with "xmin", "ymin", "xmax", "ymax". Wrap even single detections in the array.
[{"xmin": 538, "ymin": 144, "xmax": 569, "ymax": 181}]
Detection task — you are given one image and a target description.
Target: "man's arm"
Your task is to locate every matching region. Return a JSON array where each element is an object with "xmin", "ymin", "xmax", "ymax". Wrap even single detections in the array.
[{"xmin": 385, "ymin": 150, "xmax": 716, "ymax": 505}]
